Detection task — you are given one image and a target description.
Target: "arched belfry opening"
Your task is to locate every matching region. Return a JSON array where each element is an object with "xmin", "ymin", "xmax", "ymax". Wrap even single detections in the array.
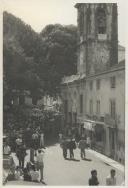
[{"xmin": 96, "ymin": 6, "xmax": 107, "ymax": 34}]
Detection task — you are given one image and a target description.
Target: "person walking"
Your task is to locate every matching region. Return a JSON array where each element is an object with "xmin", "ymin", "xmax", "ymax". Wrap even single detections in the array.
[
  {"xmin": 31, "ymin": 131, "xmax": 39, "ymax": 156},
  {"xmin": 88, "ymin": 170, "xmax": 99, "ymax": 186},
  {"xmin": 36, "ymin": 149, "xmax": 45, "ymax": 183},
  {"xmin": 68, "ymin": 138, "xmax": 76, "ymax": 159},
  {"xmin": 59, "ymin": 132, "xmax": 63, "ymax": 142},
  {"xmin": 16, "ymin": 144, "xmax": 26, "ymax": 169},
  {"xmin": 40, "ymin": 131, "xmax": 45, "ymax": 148},
  {"xmin": 106, "ymin": 169, "xmax": 116, "ymax": 185},
  {"xmin": 86, "ymin": 136, "xmax": 91, "ymax": 148},
  {"xmin": 75, "ymin": 131, "xmax": 81, "ymax": 143},
  {"xmin": 60, "ymin": 138, "xmax": 68, "ymax": 159},
  {"xmin": 78, "ymin": 137, "xmax": 87, "ymax": 159}
]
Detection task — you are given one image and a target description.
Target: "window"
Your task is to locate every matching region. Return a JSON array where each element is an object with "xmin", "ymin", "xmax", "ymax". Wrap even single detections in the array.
[
  {"xmin": 80, "ymin": 94, "xmax": 83, "ymax": 113},
  {"xmin": 87, "ymin": 6, "xmax": 91, "ymax": 34},
  {"xmin": 96, "ymin": 100, "xmax": 100, "ymax": 115},
  {"xmin": 68, "ymin": 112, "xmax": 72, "ymax": 125},
  {"xmin": 89, "ymin": 99, "xmax": 93, "ymax": 114},
  {"xmin": 96, "ymin": 7, "xmax": 106, "ymax": 34},
  {"xmin": 110, "ymin": 76, "xmax": 116, "ymax": 88},
  {"xmin": 73, "ymin": 112, "xmax": 77, "ymax": 124},
  {"xmin": 79, "ymin": 7, "xmax": 84, "ymax": 35},
  {"xmin": 96, "ymin": 131, "xmax": 102, "ymax": 142},
  {"xmin": 64, "ymin": 100, "xmax": 68, "ymax": 123},
  {"xmin": 95, "ymin": 124, "xmax": 104, "ymax": 142},
  {"xmin": 111, "ymin": 130, "xmax": 115, "ymax": 150},
  {"xmin": 89, "ymin": 81, "xmax": 93, "ymax": 90},
  {"xmin": 110, "ymin": 100, "xmax": 116, "ymax": 119},
  {"xmin": 100, "ymin": 116, "xmax": 104, "ymax": 122},
  {"xmin": 96, "ymin": 79, "xmax": 100, "ymax": 90}
]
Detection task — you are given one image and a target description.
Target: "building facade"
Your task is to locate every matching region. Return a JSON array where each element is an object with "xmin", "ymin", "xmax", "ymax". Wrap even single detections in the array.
[{"xmin": 61, "ymin": 3, "xmax": 125, "ymax": 164}]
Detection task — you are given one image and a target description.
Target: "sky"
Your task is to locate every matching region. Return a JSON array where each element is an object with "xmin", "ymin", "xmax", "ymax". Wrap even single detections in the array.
[{"xmin": 2, "ymin": 0, "xmax": 127, "ymax": 46}]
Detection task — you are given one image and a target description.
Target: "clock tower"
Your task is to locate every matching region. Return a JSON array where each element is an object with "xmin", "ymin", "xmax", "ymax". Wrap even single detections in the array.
[{"xmin": 75, "ymin": 3, "xmax": 118, "ymax": 75}]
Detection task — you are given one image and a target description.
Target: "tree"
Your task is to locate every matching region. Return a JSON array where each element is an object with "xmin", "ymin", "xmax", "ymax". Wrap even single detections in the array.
[
  {"xmin": 3, "ymin": 11, "xmax": 45, "ymax": 105},
  {"xmin": 3, "ymin": 12, "xmax": 77, "ymax": 101},
  {"xmin": 39, "ymin": 24, "xmax": 77, "ymax": 95}
]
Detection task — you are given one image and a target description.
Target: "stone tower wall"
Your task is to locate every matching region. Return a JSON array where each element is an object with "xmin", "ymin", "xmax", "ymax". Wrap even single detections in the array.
[{"xmin": 75, "ymin": 3, "xmax": 118, "ymax": 75}]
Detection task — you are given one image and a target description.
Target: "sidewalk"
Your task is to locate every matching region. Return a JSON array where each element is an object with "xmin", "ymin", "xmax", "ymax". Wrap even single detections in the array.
[{"xmin": 88, "ymin": 149, "xmax": 124, "ymax": 173}]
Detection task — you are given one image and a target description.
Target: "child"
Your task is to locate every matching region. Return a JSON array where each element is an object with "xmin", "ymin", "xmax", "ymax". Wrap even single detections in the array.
[
  {"xmin": 23, "ymin": 168, "xmax": 31, "ymax": 181},
  {"xmin": 14, "ymin": 166, "xmax": 22, "ymax": 180},
  {"xmin": 88, "ymin": 170, "xmax": 99, "ymax": 186},
  {"xmin": 29, "ymin": 165, "xmax": 39, "ymax": 182}
]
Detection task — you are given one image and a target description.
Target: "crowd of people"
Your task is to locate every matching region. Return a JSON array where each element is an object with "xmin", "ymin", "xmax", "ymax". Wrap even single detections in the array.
[
  {"xmin": 4, "ymin": 149, "xmax": 45, "ymax": 184},
  {"xmin": 3, "ymin": 120, "xmax": 46, "ymax": 184},
  {"xmin": 60, "ymin": 134, "xmax": 90, "ymax": 160},
  {"xmin": 3, "ymin": 122, "xmax": 122, "ymax": 186},
  {"xmin": 59, "ymin": 133, "xmax": 119, "ymax": 186}
]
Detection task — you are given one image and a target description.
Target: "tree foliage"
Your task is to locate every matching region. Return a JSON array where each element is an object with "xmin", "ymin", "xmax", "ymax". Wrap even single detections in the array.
[
  {"xmin": 39, "ymin": 24, "xmax": 77, "ymax": 95},
  {"xmin": 3, "ymin": 12, "xmax": 44, "ymax": 104},
  {"xmin": 3, "ymin": 12, "xmax": 77, "ymax": 102}
]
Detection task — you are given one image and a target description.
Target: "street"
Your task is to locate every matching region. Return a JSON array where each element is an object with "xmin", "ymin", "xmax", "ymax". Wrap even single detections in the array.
[
  {"xmin": 3, "ymin": 1, "xmax": 125, "ymax": 186},
  {"xmin": 10, "ymin": 144, "xmax": 124, "ymax": 186}
]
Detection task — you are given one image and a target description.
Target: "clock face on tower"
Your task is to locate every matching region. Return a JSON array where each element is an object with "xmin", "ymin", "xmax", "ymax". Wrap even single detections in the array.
[
  {"xmin": 95, "ymin": 45, "xmax": 109, "ymax": 65},
  {"xmin": 89, "ymin": 44, "xmax": 109, "ymax": 74}
]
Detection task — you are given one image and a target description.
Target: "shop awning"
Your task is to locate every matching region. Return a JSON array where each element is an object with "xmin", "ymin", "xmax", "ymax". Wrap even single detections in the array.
[{"xmin": 83, "ymin": 121, "xmax": 95, "ymax": 131}]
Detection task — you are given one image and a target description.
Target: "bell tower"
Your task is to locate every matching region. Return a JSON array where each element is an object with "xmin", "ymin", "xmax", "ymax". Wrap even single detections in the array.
[{"xmin": 75, "ymin": 3, "xmax": 118, "ymax": 75}]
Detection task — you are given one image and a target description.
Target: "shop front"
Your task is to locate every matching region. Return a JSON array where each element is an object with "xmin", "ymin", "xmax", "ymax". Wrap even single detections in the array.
[
  {"xmin": 83, "ymin": 121, "xmax": 105, "ymax": 153},
  {"xmin": 77, "ymin": 116, "xmax": 106, "ymax": 152},
  {"xmin": 104, "ymin": 114, "xmax": 117, "ymax": 159},
  {"xmin": 93, "ymin": 123, "xmax": 106, "ymax": 154},
  {"xmin": 77, "ymin": 116, "xmax": 96, "ymax": 146}
]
